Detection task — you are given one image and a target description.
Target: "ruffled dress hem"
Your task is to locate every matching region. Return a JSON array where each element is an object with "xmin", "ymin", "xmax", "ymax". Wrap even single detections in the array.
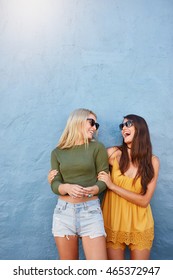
[{"xmin": 105, "ymin": 226, "xmax": 154, "ymax": 250}]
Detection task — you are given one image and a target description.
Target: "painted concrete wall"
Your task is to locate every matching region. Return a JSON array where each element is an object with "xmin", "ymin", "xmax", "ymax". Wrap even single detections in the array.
[{"xmin": 0, "ymin": 0, "xmax": 173, "ymax": 260}]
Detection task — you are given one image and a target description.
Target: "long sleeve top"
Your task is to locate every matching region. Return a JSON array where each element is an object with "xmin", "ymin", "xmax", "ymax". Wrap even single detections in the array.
[{"xmin": 50, "ymin": 140, "xmax": 109, "ymax": 195}]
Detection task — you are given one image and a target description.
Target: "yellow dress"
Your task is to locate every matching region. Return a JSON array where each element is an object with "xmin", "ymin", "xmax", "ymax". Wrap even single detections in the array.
[{"xmin": 102, "ymin": 157, "xmax": 154, "ymax": 250}]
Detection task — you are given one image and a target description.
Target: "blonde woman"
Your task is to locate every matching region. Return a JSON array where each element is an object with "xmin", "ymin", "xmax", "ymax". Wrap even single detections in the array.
[{"xmin": 49, "ymin": 108, "xmax": 109, "ymax": 260}]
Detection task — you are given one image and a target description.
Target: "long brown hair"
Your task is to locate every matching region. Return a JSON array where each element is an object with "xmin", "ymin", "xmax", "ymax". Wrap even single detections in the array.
[{"xmin": 118, "ymin": 114, "xmax": 154, "ymax": 194}]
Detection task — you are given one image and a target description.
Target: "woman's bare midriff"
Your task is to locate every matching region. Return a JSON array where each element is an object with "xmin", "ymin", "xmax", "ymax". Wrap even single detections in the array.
[{"xmin": 59, "ymin": 195, "xmax": 98, "ymax": 204}]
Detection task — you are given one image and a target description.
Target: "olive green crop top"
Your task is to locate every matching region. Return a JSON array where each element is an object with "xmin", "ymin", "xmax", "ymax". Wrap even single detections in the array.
[{"xmin": 50, "ymin": 140, "xmax": 109, "ymax": 195}]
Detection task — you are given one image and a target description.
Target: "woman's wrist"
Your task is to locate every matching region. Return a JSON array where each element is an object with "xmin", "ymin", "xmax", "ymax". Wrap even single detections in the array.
[
  {"xmin": 58, "ymin": 183, "xmax": 70, "ymax": 195},
  {"xmin": 93, "ymin": 185, "xmax": 99, "ymax": 195},
  {"xmin": 108, "ymin": 182, "xmax": 116, "ymax": 191}
]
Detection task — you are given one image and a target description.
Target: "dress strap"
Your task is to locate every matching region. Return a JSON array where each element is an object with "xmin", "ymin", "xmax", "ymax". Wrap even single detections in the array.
[{"xmin": 108, "ymin": 146, "xmax": 117, "ymax": 159}]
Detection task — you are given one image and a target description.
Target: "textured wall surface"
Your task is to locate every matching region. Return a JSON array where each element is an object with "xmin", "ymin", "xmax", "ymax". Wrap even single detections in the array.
[{"xmin": 0, "ymin": 0, "xmax": 173, "ymax": 260}]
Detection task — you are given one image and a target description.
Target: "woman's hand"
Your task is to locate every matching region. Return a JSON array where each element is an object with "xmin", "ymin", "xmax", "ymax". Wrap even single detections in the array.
[
  {"xmin": 83, "ymin": 186, "xmax": 99, "ymax": 198},
  {"xmin": 62, "ymin": 184, "xmax": 87, "ymax": 198},
  {"xmin": 48, "ymin": 169, "xmax": 58, "ymax": 184},
  {"xmin": 98, "ymin": 171, "xmax": 113, "ymax": 189},
  {"xmin": 48, "ymin": 170, "xmax": 99, "ymax": 198},
  {"xmin": 60, "ymin": 184, "xmax": 99, "ymax": 198}
]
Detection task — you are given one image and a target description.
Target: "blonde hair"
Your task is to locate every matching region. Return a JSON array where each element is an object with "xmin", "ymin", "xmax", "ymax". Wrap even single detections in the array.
[{"xmin": 58, "ymin": 108, "xmax": 97, "ymax": 149}]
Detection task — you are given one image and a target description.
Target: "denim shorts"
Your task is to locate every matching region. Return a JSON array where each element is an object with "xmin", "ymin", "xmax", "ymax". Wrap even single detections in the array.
[{"xmin": 52, "ymin": 198, "xmax": 106, "ymax": 239}]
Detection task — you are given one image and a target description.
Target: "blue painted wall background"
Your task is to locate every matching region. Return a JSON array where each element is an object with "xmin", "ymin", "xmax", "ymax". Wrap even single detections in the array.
[{"xmin": 0, "ymin": 0, "xmax": 173, "ymax": 260}]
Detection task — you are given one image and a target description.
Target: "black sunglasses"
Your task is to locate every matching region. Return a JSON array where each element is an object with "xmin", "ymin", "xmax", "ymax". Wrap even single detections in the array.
[
  {"xmin": 87, "ymin": 118, "xmax": 100, "ymax": 130},
  {"xmin": 119, "ymin": 120, "xmax": 133, "ymax": 130}
]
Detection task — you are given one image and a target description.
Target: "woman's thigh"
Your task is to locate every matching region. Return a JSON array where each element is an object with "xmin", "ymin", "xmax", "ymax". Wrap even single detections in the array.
[
  {"xmin": 82, "ymin": 236, "xmax": 107, "ymax": 260},
  {"xmin": 130, "ymin": 249, "xmax": 150, "ymax": 260},
  {"xmin": 107, "ymin": 247, "xmax": 125, "ymax": 260},
  {"xmin": 54, "ymin": 236, "xmax": 79, "ymax": 260}
]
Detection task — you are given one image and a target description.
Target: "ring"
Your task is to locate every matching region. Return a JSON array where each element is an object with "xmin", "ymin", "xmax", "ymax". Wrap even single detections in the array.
[{"xmin": 88, "ymin": 194, "xmax": 93, "ymax": 198}]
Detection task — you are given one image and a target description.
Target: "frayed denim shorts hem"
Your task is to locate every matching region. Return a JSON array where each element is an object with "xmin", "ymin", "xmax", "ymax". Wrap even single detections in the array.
[{"xmin": 52, "ymin": 198, "xmax": 106, "ymax": 239}]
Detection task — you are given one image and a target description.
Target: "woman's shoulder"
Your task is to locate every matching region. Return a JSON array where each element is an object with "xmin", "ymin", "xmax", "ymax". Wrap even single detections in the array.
[
  {"xmin": 152, "ymin": 155, "xmax": 160, "ymax": 166},
  {"xmin": 90, "ymin": 139, "xmax": 106, "ymax": 149},
  {"xmin": 51, "ymin": 146, "xmax": 63, "ymax": 156},
  {"xmin": 107, "ymin": 146, "xmax": 121, "ymax": 165},
  {"xmin": 107, "ymin": 146, "xmax": 121, "ymax": 157}
]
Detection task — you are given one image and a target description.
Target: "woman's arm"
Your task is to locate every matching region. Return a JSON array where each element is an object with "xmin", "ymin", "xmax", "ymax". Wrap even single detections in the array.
[
  {"xmin": 50, "ymin": 150, "xmax": 64, "ymax": 195},
  {"xmin": 48, "ymin": 169, "xmax": 99, "ymax": 197},
  {"xmin": 98, "ymin": 156, "xmax": 160, "ymax": 208},
  {"xmin": 48, "ymin": 170, "xmax": 58, "ymax": 184},
  {"xmin": 94, "ymin": 142, "xmax": 109, "ymax": 194}
]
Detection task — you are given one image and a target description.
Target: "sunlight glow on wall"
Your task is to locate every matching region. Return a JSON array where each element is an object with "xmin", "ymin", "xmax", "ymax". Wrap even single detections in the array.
[
  {"xmin": 10, "ymin": 0, "xmax": 53, "ymax": 27},
  {"xmin": 3, "ymin": 0, "xmax": 66, "ymax": 45}
]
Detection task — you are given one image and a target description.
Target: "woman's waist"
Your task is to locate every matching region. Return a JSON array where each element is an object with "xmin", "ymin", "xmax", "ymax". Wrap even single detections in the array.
[{"xmin": 59, "ymin": 195, "xmax": 98, "ymax": 204}]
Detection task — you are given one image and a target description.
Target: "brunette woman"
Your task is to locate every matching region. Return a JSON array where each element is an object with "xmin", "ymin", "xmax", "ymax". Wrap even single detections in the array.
[{"xmin": 98, "ymin": 114, "xmax": 160, "ymax": 260}]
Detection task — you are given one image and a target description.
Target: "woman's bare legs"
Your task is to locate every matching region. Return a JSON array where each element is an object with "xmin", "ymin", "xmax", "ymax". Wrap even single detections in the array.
[
  {"xmin": 82, "ymin": 236, "xmax": 107, "ymax": 260},
  {"xmin": 107, "ymin": 247, "xmax": 125, "ymax": 260},
  {"xmin": 107, "ymin": 247, "xmax": 150, "ymax": 260},
  {"xmin": 130, "ymin": 249, "xmax": 150, "ymax": 260},
  {"xmin": 54, "ymin": 236, "xmax": 79, "ymax": 260}
]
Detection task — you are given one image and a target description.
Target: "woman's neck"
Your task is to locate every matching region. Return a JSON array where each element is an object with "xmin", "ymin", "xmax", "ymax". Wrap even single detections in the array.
[{"xmin": 74, "ymin": 137, "xmax": 86, "ymax": 145}]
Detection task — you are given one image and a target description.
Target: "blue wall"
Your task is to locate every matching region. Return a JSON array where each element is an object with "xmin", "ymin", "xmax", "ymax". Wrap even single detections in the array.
[{"xmin": 0, "ymin": 0, "xmax": 173, "ymax": 260}]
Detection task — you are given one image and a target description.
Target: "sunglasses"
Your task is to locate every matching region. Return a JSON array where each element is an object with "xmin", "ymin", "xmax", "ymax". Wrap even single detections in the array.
[
  {"xmin": 119, "ymin": 120, "xmax": 133, "ymax": 130},
  {"xmin": 87, "ymin": 118, "xmax": 100, "ymax": 130}
]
